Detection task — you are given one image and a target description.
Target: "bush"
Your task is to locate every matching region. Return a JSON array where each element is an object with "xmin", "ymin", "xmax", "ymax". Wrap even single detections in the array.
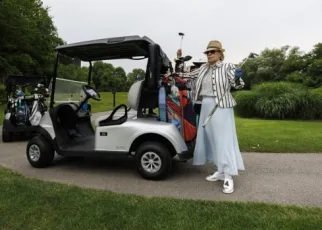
[
  {"xmin": 234, "ymin": 81, "xmax": 322, "ymax": 120},
  {"xmin": 234, "ymin": 90, "xmax": 258, "ymax": 118},
  {"xmin": 306, "ymin": 87, "xmax": 322, "ymax": 119},
  {"xmin": 0, "ymin": 84, "xmax": 6, "ymax": 104},
  {"xmin": 253, "ymin": 82, "xmax": 308, "ymax": 119}
]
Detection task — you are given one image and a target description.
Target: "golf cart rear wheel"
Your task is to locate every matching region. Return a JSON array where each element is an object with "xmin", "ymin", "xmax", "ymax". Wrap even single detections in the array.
[
  {"xmin": 2, "ymin": 126, "xmax": 12, "ymax": 142},
  {"xmin": 135, "ymin": 141, "xmax": 172, "ymax": 180},
  {"xmin": 26, "ymin": 136, "xmax": 55, "ymax": 168}
]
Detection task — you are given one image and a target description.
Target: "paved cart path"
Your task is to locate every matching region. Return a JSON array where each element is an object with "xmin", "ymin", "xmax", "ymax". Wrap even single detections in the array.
[{"xmin": 1, "ymin": 111, "xmax": 321, "ymax": 207}]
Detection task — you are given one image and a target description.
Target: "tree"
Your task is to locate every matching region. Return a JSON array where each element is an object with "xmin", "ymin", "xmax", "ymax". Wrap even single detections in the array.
[
  {"xmin": 126, "ymin": 68, "xmax": 145, "ymax": 90},
  {"xmin": 0, "ymin": 0, "xmax": 64, "ymax": 81}
]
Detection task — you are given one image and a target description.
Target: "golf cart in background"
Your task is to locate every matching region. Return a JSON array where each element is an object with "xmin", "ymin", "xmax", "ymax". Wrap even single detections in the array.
[
  {"xmin": 2, "ymin": 75, "xmax": 49, "ymax": 142},
  {"xmin": 26, "ymin": 35, "xmax": 193, "ymax": 180}
]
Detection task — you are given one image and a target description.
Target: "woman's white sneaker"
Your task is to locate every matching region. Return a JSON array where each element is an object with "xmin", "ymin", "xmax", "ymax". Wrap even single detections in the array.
[
  {"xmin": 205, "ymin": 171, "xmax": 225, "ymax": 182},
  {"xmin": 222, "ymin": 178, "xmax": 234, "ymax": 194}
]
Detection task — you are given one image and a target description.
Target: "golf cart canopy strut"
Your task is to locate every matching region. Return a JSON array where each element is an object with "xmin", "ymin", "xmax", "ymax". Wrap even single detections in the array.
[{"xmin": 55, "ymin": 35, "xmax": 171, "ymax": 64}]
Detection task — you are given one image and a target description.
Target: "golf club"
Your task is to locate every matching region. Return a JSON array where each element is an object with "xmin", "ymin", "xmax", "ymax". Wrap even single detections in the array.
[
  {"xmin": 179, "ymin": 32, "xmax": 185, "ymax": 50},
  {"xmin": 201, "ymin": 52, "xmax": 259, "ymax": 127},
  {"xmin": 239, "ymin": 52, "xmax": 259, "ymax": 68}
]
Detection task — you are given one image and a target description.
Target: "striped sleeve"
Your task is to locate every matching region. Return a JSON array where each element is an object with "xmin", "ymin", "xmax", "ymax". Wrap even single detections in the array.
[
  {"xmin": 226, "ymin": 63, "xmax": 245, "ymax": 89},
  {"xmin": 187, "ymin": 68, "xmax": 200, "ymax": 79}
]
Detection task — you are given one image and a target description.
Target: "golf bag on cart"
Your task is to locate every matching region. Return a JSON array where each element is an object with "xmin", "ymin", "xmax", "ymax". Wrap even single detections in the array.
[
  {"xmin": 159, "ymin": 55, "xmax": 198, "ymax": 142},
  {"xmin": 8, "ymin": 89, "xmax": 30, "ymax": 127}
]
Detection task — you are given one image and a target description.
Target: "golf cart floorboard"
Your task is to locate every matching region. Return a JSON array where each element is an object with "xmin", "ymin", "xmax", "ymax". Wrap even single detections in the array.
[{"xmin": 59, "ymin": 136, "xmax": 129, "ymax": 158}]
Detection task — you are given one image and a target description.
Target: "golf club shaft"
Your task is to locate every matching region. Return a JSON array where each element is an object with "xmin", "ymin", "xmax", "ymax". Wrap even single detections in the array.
[{"xmin": 239, "ymin": 57, "xmax": 249, "ymax": 68}]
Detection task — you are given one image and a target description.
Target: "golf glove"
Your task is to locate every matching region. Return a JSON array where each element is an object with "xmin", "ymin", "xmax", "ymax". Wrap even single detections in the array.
[{"xmin": 235, "ymin": 68, "xmax": 243, "ymax": 79}]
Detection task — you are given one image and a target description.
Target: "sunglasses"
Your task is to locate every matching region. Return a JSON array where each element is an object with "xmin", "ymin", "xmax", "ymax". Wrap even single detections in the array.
[{"xmin": 205, "ymin": 50, "xmax": 218, "ymax": 55}]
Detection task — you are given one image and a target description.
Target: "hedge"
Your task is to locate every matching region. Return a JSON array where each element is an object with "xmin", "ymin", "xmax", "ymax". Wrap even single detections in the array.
[
  {"xmin": 0, "ymin": 84, "xmax": 6, "ymax": 104},
  {"xmin": 234, "ymin": 82, "xmax": 322, "ymax": 120}
]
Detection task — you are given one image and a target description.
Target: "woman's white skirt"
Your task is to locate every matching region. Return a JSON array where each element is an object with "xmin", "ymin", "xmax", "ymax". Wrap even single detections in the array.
[{"xmin": 193, "ymin": 96, "xmax": 245, "ymax": 176}]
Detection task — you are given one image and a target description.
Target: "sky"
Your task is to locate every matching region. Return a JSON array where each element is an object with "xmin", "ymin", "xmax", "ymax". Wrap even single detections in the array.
[{"xmin": 42, "ymin": 0, "xmax": 322, "ymax": 73}]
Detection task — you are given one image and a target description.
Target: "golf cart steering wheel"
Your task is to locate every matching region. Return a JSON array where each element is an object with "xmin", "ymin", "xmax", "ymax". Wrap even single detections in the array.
[{"xmin": 82, "ymin": 85, "xmax": 101, "ymax": 101}]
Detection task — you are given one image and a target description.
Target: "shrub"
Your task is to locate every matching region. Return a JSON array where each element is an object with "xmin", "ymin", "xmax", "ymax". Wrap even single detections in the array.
[
  {"xmin": 305, "ymin": 87, "xmax": 322, "ymax": 119},
  {"xmin": 0, "ymin": 84, "xmax": 6, "ymax": 104},
  {"xmin": 234, "ymin": 81, "xmax": 322, "ymax": 120},
  {"xmin": 234, "ymin": 90, "xmax": 258, "ymax": 118}
]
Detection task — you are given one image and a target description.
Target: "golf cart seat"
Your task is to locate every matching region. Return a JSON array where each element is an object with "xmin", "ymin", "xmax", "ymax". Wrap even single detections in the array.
[{"xmin": 98, "ymin": 80, "xmax": 143, "ymax": 127}]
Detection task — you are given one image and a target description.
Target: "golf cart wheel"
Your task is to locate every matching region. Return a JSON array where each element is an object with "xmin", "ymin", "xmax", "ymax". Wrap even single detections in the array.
[
  {"xmin": 135, "ymin": 141, "xmax": 172, "ymax": 180},
  {"xmin": 26, "ymin": 135, "xmax": 55, "ymax": 168},
  {"xmin": 2, "ymin": 126, "xmax": 12, "ymax": 142}
]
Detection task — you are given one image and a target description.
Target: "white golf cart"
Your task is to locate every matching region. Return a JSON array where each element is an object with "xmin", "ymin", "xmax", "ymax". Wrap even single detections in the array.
[{"xmin": 26, "ymin": 36, "xmax": 193, "ymax": 180}]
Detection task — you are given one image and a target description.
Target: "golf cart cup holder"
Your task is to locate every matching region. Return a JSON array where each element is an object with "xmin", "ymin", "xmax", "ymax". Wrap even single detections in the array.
[
  {"xmin": 99, "ymin": 104, "xmax": 128, "ymax": 127},
  {"xmin": 82, "ymin": 85, "xmax": 101, "ymax": 101}
]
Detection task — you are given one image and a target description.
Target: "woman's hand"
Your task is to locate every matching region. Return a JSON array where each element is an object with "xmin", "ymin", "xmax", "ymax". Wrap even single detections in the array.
[
  {"xmin": 234, "ymin": 68, "xmax": 243, "ymax": 79},
  {"xmin": 177, "ymin": 49, "xmax": 182, "ymax": 58},
  {"xmin": 227, "ymin": 63, "xmax": 245, "ymax": 89}
]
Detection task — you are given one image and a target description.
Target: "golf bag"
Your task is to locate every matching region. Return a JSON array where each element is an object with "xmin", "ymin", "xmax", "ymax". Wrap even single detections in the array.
[
  {"xmin": 160, "ymin": 74, "xmax": 197, "ymax": 142},
  {"xmin": 8, "ymin": 90, "xmax": 30, "ymax": 127}
]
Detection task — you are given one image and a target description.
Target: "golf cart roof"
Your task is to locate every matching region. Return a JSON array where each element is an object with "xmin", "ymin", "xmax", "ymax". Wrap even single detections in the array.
[
  {"xmin": 55, "ymin": 35, "xmax": 172, "ymax": 65},
  {"xmin": 5, "ymin": 75, "xmax": 47, "ymax": 90}
]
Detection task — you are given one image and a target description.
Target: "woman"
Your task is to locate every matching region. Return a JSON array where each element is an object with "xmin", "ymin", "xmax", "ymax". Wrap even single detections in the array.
[{"xmin": 188, "ymin": 40, "xmax": 245, "ymax": 194}]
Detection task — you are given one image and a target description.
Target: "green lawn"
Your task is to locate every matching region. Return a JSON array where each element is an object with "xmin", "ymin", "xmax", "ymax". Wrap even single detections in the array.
[
  {"xmin": 90, "ymin": 92, "xmax": 128, "ymax": 113},
  {"xmin": 0, "ymin": 167, "xmax": 321, "ymax": 230},
  {"xmin": 0, "ymin": 104, "xmax": 4, "ymax": 125},
  {"xmin": 235, "ymin": 117, "xmax": 322, "ymax": 153}
]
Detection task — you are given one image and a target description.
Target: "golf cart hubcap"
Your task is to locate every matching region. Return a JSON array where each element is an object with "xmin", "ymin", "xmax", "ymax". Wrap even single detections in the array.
[
  {"xmin": 141, "ymin": 152, "xmax": 161, "ymax": 173},
  {"xmin": 29, "ymin": 144, "xmax": 41, "ymax": 162}
]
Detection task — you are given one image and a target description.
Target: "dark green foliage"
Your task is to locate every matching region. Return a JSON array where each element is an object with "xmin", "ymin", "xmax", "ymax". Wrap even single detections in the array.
[
  {"xmin": 0, "ymin": 84, "xmax": 6, "ymax": 104},
  {"xmin": 235, "ymin": 82, "xmax": 322, "ymax": 120},
  {"xmin": 240, "ymin": 43, "xmax": 322, "ymax": 89},
  {"xmin": 234, "ymin": 90, "xmax": 258, "ymax": 117}
]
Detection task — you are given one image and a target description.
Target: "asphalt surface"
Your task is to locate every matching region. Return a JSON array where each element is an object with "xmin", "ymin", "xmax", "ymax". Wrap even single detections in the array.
[{"xmin": 1, "ymin": 111, "xmax": 322, "ymax": 208}]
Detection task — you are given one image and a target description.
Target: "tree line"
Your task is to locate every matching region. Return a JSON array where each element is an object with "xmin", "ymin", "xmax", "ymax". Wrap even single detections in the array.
[
  {"xmin": 240, "ymin": 43, "xmax": 322, "ymax": 89},
  {"xmin": 0, "ymin": 0, "xmax": 145, "ymax": 95}
]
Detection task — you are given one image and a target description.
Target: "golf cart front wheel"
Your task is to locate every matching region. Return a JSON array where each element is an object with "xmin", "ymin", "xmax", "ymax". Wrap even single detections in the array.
[
  {"xmin": 26, "ymin": 136, "xmax": 55, "ymax": 168},
  {"xmin": 135, "ymin": 141, "xmax": 172, "ymax": 180}
]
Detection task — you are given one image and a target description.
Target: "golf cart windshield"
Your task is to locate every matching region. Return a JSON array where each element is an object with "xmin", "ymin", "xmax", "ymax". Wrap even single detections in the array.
[{"xmin": 50, "ymin": 78, "xmax": 87, "ymax": 104}]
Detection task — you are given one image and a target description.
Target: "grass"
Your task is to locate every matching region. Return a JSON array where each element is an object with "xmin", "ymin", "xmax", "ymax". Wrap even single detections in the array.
[
  {"xmin": 0, "ymin": 104, "xmax": 4, "ymax": 125},
  {"xmin": 235, "ymin": 117, "xmax": 322, "ymax": 152},
  {"xmin": 90, "ymin": 92, "xmax": 128, "ymax": 113},
  {"xmin": 0, "ymin": 167, "xmax": 321, "ymax": 230}
]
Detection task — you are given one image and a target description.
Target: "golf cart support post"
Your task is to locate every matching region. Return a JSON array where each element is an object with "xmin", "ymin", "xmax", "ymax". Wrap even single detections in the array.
[{"xmin": 27, "ymin": 35, "xmax": 191, "ymax": 180}]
